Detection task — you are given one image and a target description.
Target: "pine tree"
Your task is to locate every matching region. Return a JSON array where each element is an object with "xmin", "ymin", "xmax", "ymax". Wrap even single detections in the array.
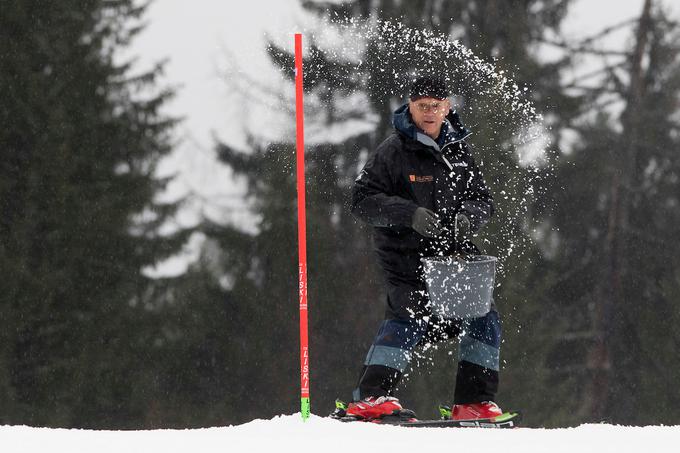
[
  {"xmin": 540, "ymin": 0, "xmax": 680, "ymax": 424},
  {"xmin": 0, "ymin": 1, "xmax": 188, "ymax": 428}
]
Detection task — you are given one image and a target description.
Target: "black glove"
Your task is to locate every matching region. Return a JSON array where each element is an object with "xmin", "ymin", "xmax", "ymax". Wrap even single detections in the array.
[
  {"xmin": 412, "ymin": 207, "xmax": 443, "ymax": 238},
  {"xmin": 455, "ymin": 212, "xmax": 472, "ymax": 242}
]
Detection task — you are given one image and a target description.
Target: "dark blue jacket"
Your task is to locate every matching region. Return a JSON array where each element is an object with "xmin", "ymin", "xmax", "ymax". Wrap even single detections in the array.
[{"xmin": 351, "ymin": 104, "xmax": 494, "ymax": 284}]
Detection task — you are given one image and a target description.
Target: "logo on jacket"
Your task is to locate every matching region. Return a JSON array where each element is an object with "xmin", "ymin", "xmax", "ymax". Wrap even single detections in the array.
[{"xmin": 409, "ymin": 175, "xmax": 434, "ymax": 183}]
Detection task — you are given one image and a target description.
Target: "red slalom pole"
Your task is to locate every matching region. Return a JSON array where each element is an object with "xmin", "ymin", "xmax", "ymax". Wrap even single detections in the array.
[{"xmin": 294, "ymin": 33, "xmax": 311, "ymax": 421}]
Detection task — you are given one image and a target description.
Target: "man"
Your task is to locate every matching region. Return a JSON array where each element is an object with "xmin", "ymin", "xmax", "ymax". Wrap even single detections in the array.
[{"xmin": 345, "ymin": 76, "xmax": 502, "ymax": 421}]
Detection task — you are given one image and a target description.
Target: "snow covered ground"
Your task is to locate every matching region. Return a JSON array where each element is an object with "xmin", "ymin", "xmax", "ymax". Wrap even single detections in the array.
[{"xmin": 2, "ymin": 414, "xmax": 679, "ymax": 453}]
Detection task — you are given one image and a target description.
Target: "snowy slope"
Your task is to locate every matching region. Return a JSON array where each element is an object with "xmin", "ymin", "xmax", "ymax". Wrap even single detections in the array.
[{"xmin": 2, "ymin": 414, "xmax": 679, "ymax": 453}]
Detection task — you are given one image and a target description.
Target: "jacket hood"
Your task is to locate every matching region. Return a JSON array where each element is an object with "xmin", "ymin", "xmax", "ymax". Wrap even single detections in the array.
[{"xmin": 391, "ymin": 103, "xmax": 471, "ymax": 152}]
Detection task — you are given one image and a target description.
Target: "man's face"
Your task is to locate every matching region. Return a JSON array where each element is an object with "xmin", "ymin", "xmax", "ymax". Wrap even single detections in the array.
[{"xmin": 408, "ymin": 97, "xmax": 450, "ymax": 139}]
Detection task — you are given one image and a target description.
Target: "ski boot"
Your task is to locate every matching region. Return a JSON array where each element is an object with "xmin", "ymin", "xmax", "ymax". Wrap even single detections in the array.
[
  {"xmin": 332, "ymin": 397, "xmax": 417, "ymax": 423},
  {"xmin": 444, "ymin": 401, "xmax": 503, "ymax": 420}
]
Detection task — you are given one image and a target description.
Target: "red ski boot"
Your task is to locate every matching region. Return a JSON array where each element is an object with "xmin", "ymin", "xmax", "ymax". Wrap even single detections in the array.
[
  {"xmin": 450, "ymin": 401, "xmax": 503, "ymax": 420},
  {"xmin": 346, "ymin": 396, "xmax": 412, "ymax": 421}
]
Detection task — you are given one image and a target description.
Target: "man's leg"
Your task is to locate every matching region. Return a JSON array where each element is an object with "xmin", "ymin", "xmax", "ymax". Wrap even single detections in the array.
[
  {"xmin": 352, "ymin": 279, "xmax": 428, "ymax": 400},
  {"xmin": 353, "ymin": 317, "xmax": 427, "ymax": 401},
  {"xmin": 454, "ymin": 309, "xmax": 501, "ymax": 404}
]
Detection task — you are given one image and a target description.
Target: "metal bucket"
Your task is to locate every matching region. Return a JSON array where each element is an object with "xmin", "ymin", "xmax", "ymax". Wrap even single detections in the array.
[{"xmin": 420, "ymin": 255, "xmax": 497, "ymax": 319}]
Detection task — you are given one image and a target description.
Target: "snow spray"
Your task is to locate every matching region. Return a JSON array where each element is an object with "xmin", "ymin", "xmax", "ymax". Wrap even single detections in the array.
[
  {"xmin": 295, "ymin": 33, "xmax": 311, "ymax": 422},
  {"xmin": 264, "ymin": 18, "xmax": 554, "ymax": 287}
]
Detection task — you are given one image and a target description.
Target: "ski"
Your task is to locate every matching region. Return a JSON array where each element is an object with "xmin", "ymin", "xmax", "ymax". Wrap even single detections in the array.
[
  {"xmin": 331, "ymin": 400, "xmax": 521, "ymax": 428},
  {"xmin": 392, "ymin": 411, "xmax": 521, "ymax": 428}
]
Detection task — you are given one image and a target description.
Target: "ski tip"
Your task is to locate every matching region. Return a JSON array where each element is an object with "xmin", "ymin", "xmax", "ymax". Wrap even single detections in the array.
[
  {"xmin": 329, "ymin": 398, "xmax": 349, "ymax": 420},
  {"xmin": 492, "ymin": 411, "xmax": 522, "ymax": 424}
]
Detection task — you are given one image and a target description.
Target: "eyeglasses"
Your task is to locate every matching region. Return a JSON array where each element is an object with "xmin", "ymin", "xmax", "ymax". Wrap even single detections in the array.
[{"xmin": 413, "ymin": 102, "xmax": 445, "ymax": 113}]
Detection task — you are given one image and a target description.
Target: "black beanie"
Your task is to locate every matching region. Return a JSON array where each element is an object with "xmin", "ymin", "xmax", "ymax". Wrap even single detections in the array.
[{"xmin": 409, "ymin": 76, "xmax": 449, "ymax": 100}]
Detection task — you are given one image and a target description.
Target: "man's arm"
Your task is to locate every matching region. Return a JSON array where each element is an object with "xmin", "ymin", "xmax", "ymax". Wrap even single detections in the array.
[{"xmin": 351, "ymin": 147, "xmax": 419, "ymax": 228}]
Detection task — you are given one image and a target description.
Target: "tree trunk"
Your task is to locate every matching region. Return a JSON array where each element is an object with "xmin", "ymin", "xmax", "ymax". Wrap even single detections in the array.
[{"xmin": 581, "ymin": 0, "xmax": 652, "ymax": 422}]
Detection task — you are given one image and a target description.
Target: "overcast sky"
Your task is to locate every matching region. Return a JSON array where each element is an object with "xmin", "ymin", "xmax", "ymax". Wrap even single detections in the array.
[
  {"xmin": 129, "ymin": 0, "xmax": 678, "ymax": 276},
  {"xmin": 131, "ymin": 0, "xmax": 677, "ymax": 149}
]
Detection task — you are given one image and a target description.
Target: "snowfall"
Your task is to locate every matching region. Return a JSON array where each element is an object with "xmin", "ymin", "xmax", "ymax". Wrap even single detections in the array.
[{"xmin": 2, "ymin": 413, "xmax": 679, "ymax": 453}]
